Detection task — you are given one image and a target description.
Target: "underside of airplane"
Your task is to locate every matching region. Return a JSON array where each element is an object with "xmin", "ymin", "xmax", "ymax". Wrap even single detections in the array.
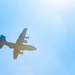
[{"xmin": 0, "ymin": 28, "xmax": 36, "ymax": 59}]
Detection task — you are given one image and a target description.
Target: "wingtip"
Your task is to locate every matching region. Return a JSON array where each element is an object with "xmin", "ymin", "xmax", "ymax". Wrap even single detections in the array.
[{"xmin": 24, "ymin": 28, "xmax": 27, "ymax": 30}]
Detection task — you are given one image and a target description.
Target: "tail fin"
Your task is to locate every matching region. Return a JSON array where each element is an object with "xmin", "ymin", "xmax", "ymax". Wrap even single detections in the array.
[{"xmin": 0, "ymin": 35, "xmax": 6, "ymax": 48}]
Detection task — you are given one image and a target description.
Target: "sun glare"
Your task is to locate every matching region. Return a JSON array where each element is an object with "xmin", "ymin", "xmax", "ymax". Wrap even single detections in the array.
[{"xmin": 37, "ymin": 0, "xmax": 70, "ymax": 10}]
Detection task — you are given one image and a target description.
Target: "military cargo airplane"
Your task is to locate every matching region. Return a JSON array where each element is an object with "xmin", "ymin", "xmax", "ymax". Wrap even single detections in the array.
[{"xmin": 0, "ymin": 28, "xmax": 36, "ymax": 59}]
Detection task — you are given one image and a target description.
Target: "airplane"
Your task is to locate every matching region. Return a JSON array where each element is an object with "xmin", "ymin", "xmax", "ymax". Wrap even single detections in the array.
[{"xmin": 0, "ymin": 28, "xmax": 36, "ymax": 59}]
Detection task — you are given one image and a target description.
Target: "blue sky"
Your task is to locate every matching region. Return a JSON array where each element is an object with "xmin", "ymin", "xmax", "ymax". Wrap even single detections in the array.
[{"xmin": 0, "ymin": 0, "xmax": 75, "ymax": 75}]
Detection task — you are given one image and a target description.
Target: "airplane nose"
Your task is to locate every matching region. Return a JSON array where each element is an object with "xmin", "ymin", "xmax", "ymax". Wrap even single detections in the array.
[
  {"xmin": 32, "ymin": 47, "xmax": 37, "ymax": 50},
  {"xmin": 24, "ymin": 45, "xmax": 37, "ymax": 50},
  {"xmin": 34, "ymin": 47, "xmax": 37, "ymax": 50}
]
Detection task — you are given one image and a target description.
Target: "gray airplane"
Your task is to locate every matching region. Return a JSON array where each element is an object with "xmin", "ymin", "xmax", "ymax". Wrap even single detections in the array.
[{"xmin": 0, "ymin": 28, "xmax": 36, "ymax": 59}]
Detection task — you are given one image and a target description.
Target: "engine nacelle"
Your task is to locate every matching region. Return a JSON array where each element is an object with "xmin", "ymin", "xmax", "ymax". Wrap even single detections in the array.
[
  {"xmin": 25, "ymin": 36, "xmax": 29, "ymax": 39},
  {"xmin": 23, "ymin": 40, "xmax": 28, "ymax": 43},
  {"xmin": 19, "ymin": 52, "xmax": 23, "ymax": 54}
]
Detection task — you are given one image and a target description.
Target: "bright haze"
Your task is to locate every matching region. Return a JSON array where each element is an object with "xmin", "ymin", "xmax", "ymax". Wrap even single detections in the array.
[{"xmin": 0, "ymin": 0, "xmax": 75, "ymax": 75}]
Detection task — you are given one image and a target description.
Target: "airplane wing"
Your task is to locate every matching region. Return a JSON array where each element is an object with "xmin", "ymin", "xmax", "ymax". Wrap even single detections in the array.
[
  {"xmin": 13, "ymin": 28, "xmax": 29, "ymax": 59},
  {"xmin": 13, "ymin": 49, "xmax": 20, "ymax": 59},
  {"xmin": 16, "ymin": 28, "xmax": 27, "ymax": 45},
  {"xmin": 13, "ymin": 49, "xmax": 23, "ymax": 59}
]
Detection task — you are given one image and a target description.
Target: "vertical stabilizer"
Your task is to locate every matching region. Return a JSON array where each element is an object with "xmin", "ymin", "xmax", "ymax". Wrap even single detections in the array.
[{"xmin": 0, "ymin": 35, "xmax": 6, "ymax": 48}]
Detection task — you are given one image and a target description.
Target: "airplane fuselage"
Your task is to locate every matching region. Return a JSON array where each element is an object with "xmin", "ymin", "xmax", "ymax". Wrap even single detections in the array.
[{"xmin": 5, "ymin": 42, "xmax": 36, "ymax": 51}]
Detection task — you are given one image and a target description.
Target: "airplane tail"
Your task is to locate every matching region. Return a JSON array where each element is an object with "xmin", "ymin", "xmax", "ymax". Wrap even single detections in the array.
[{"xmin": 0, "ymin": 35, "xmax": 6, "ymax": 48}]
